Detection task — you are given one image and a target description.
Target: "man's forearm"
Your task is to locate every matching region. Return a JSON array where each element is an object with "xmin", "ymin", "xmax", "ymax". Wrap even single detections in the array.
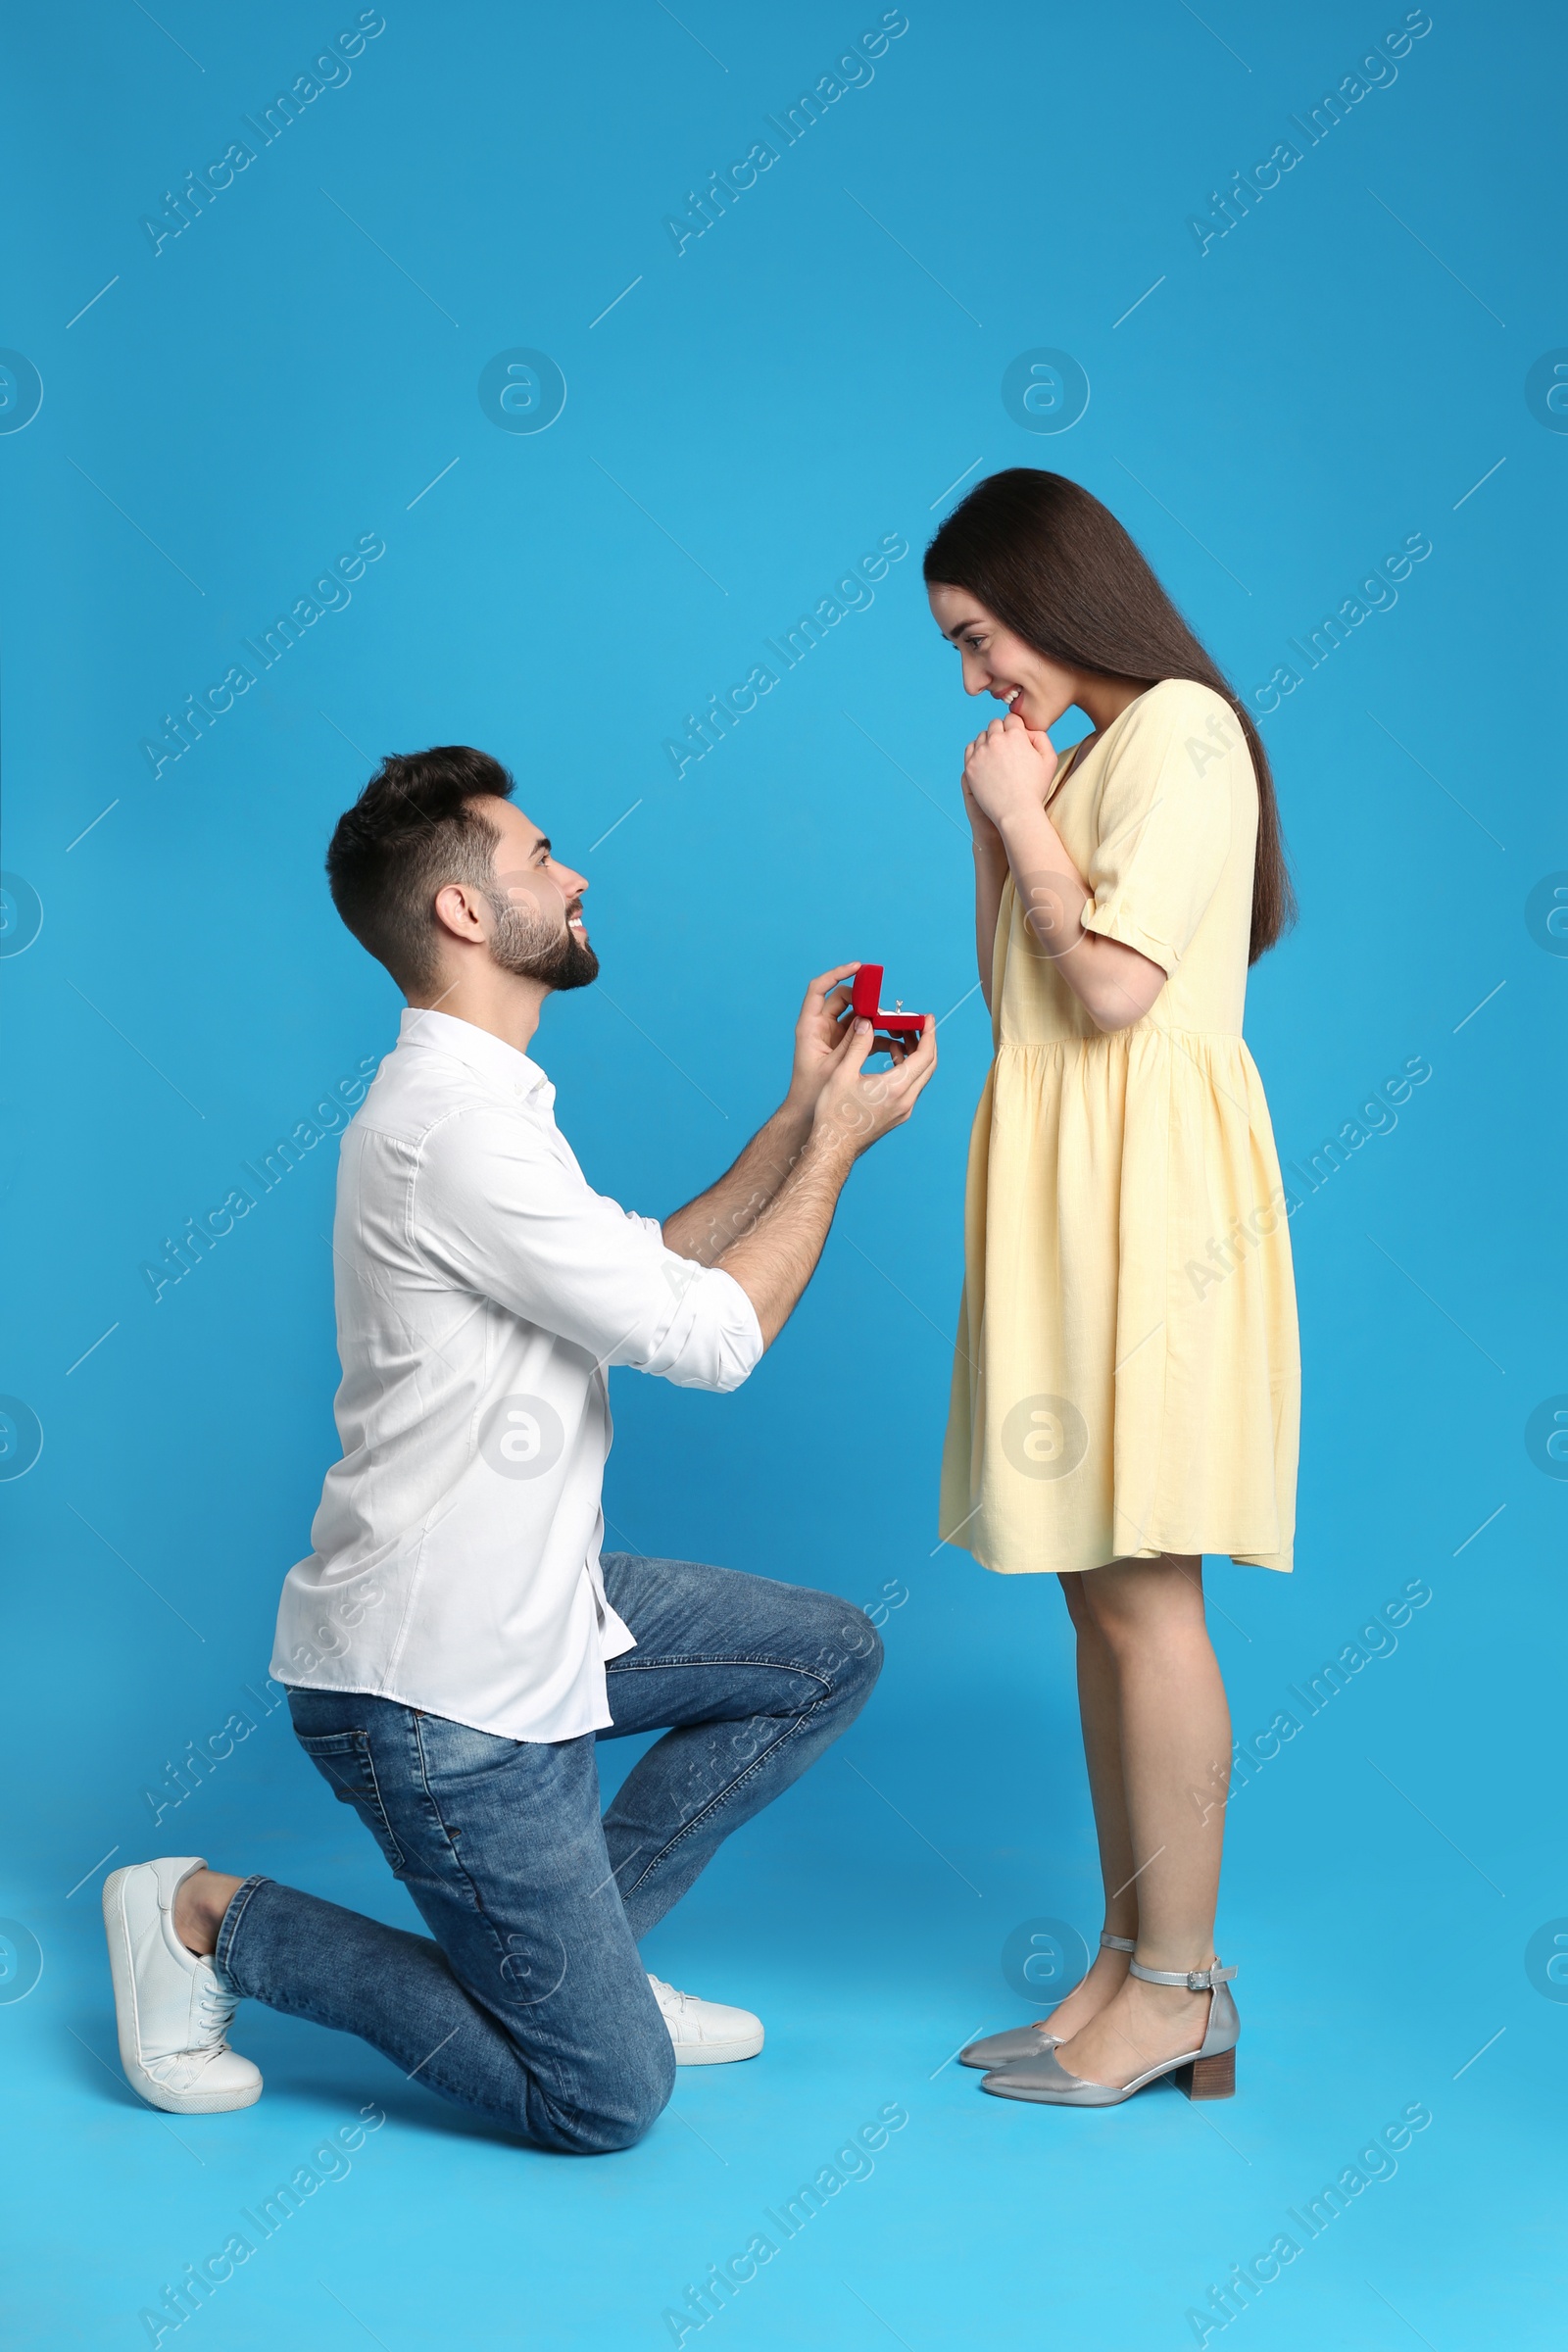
[
  {"xmin": 661, "ymin": 1097, "xmax": 813, "ymax": 1265},
  {"xmin": 713, "ymin": 1127, "xmax": 856, "ymax": 1347}
]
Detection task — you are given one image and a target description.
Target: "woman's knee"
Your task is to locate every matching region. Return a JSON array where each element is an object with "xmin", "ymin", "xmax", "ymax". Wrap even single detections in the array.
[{"xmin": 1079, "ymin": 1556, "xmax": 1204, "ymax": 1652}]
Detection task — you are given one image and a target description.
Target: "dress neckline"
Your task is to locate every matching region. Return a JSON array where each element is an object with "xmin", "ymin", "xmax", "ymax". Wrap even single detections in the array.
[{"xmin": 1044, "ymin": 683, "xmax": 1160, "ymax": 809}]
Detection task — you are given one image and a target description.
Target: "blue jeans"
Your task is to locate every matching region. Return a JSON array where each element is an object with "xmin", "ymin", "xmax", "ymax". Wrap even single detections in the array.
[{"xmin": 216, "ymin": 1555, "xmax": 882, "ymax": 2152}]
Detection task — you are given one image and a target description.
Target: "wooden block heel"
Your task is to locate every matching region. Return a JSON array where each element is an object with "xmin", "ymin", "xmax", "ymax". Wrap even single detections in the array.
[{"xmin": 1176, "ymin": 2046, "xmax": 1235, "ymax": 2100}]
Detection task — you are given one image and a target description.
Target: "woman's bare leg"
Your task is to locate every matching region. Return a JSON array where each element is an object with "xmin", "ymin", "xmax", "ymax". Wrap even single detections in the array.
[
  {"xmin": 1051, "ymin": 1554, "xmax": 1233, "ymax": 2087},
  {"xmin": 1033, "ymin": 1575, "xmax": 1135, "ymax": 2038}
]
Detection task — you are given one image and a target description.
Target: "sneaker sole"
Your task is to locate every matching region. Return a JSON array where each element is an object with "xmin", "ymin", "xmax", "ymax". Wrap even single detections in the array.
[
  {"xmin": 102, "ymin": 1868, "xmax": 263, "ymax": 2116},
  {"xmin": 672, "ymin": 2027, "xmax": 765, "ymax": 2066}
]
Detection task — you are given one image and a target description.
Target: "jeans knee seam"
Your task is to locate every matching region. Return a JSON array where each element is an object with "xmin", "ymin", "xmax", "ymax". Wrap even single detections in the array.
[
  {"xmin": 606, "ymin": 1654, "xmax": 838, "ymax": 1690},
  {"xmin": 615, "ymin": 1696, "xmax": 833, "ymax": 1899}
]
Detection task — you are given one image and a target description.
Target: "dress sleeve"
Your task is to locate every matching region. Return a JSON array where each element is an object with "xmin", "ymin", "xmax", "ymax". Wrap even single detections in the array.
[{"xmin": 1078, "ymin": 685, "xmax": 1240, "ymax": 975}]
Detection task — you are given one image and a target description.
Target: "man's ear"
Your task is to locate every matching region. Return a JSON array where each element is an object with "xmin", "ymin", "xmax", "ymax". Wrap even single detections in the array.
[{"xmin": 431, "ymin": 879, "xmax": 488, "ymax": 946}]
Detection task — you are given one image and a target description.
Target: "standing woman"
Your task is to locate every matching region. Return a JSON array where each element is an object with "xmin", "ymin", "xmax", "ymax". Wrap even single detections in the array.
[{"xmin": 928, "ymin": 469, "xmax": 1299, "ymax": 2108}]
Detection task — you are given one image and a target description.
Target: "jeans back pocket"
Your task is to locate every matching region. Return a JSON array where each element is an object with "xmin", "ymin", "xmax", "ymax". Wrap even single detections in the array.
[{"xmin": 294, "ymin": 1727, "xmax": 407, "ymax": 1875}]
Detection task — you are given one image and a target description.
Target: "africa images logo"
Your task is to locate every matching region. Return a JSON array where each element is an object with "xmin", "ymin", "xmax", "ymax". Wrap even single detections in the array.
[
  {"xmin": 1001, "ymin": 1395, "xmax": 1088, "ymax": 1480},
  {"xmin": 479, "ymin": 1395, "xmax": 566, "ymax": 1481}
]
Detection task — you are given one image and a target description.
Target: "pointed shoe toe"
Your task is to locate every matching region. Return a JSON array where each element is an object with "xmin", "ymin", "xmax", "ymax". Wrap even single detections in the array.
[
  {"xmin": 979, "ymin": 2048, "xmax": 1105, "ymax": 2104},
  {"xmin": 959, "ymin": 2023, "xmax": 1062, "ymax": 2070}
]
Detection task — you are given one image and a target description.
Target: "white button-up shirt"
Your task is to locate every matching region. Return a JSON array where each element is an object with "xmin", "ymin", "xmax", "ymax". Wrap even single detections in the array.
[{"xmin": 271, "ymin": 1008, "xmax": 763, "ymax": 1740}]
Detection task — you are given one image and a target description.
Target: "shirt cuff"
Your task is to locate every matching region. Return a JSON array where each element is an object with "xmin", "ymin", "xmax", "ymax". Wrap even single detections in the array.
[
  {"xmin": 702, "ymin": 1265, "xmax": 764, "ymax": 1388},
  {"xmin": 646, "ymin": 1256, "xmax": 764, "ymax": 1392}
]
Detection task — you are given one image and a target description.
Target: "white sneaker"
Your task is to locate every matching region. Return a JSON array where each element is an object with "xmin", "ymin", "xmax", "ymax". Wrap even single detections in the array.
[
  {"xmin": 102, "ymin": 1857, "xmax": 262, "ymax": 2115},
  {"xmin": 648, "ymin": 1973, "xmax": 764, "ymax": 2065}
]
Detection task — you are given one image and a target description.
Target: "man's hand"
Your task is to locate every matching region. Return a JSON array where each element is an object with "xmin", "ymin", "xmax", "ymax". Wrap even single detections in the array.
[
  {"xmin": 808, "ymin": 1010, "xmax": 938, "ymax": 1165},
  {"xmin": 715, "ymin": 1011, "xmax": 937, "ymax": 1347},
  {"xmin": 962, "ymin": 711, "xmax": 1056, "ymax": 829},
  {"xmin": 785, "ymin": 963, "xmax": 860, "ymax": 1114},
  {"xmin": 661, "ymin": 966, "xmax": 931, "ymax": 1271}
]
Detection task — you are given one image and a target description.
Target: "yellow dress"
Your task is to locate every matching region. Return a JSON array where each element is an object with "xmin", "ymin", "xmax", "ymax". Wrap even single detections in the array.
[{"xmin": 940, "ymin": 678, "xmax": 1300, "ymax": 1576}]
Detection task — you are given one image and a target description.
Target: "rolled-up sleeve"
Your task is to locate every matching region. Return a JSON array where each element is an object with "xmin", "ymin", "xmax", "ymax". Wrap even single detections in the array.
[{"xmin": 408, "ymin": 1106, "xmax": 763, "ymax": 1392}]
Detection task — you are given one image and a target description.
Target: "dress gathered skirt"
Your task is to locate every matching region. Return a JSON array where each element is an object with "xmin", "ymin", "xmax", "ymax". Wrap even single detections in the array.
[{"xmin": 939, "ymin": 678, "xmax": 1300, "ymax": 1576}]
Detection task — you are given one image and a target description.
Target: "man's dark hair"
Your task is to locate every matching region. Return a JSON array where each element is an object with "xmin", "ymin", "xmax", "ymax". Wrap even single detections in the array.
[{"xmin": 326, "ymin": 746, "xmax": 514, "ymax": 994}]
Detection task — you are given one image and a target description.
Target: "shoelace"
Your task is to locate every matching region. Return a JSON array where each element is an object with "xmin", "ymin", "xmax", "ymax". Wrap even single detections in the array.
[
  {"xmin": 648, "ymin": 1975, "xmax": 689, "ymax": 2017},
  {"xmin": 193, "ymin": 1966, "xmax": 239, "ymax": 2048},
  {"xmin": 147, "ymin": 1972, "xmax": 238, "ymax": 2086}
]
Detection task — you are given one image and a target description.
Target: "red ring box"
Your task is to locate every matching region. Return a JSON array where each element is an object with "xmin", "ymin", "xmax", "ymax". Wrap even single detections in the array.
[{"xmin": 851, "ymin": 963, "xmax": 927, "ymax": 1042}]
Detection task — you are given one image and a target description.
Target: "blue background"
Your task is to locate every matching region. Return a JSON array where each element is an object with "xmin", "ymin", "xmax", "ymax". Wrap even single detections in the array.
[{"xmin": 2, "ymin": 2, "xmax": 1564, "ymax": 2345}]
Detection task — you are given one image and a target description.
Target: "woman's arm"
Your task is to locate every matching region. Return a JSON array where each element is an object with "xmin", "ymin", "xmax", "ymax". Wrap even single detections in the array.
[
  {"xmin": 963, "ymin": 775, "xmax": 1009, "ymax": 1015},
  {"xmin": 964, "ymin": 715, "xmax": 1167, "ymax": 1034}
]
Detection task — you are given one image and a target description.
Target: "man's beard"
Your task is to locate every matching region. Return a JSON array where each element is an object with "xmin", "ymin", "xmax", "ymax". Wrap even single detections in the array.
[{"xmin": 486, "ymin": 892, "xmax": 599, "ymax": 991}]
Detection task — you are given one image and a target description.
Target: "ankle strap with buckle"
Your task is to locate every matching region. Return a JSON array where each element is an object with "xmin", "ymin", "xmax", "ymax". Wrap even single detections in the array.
[
  {"xmin": 1099, "ymin": 1932, "xmax": 1136, "ymax": 1953},
  {"xmin": 1128, "ymin": 1958, "xmax": 1238, "ymax": 1991}
]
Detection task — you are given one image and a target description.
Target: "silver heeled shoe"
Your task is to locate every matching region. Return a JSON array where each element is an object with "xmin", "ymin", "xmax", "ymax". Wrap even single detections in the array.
[
  {"xmin": 979, "ymin": 1957, "xmax": 1239, "ymax": 2105},
  {"xmin": 958, "ymin": 1933, "xmax": 1136, "ymax": 2070}
]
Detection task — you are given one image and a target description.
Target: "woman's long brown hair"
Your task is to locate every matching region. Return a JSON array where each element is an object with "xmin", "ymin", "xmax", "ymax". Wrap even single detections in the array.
[{"xmin": 925, "ymin": 467, "xmax": 1296, "ymax": 962}]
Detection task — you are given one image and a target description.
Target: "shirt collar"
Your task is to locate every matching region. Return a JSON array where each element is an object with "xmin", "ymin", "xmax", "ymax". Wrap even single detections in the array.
[{"xmin": 397, "ymin": 1007, "xmax": 553, "ymax": 1102}]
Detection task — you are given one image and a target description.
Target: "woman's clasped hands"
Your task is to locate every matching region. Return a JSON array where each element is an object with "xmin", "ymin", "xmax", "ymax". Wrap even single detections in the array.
[{"xmin": 960, "ymin": 710, "xmax": 1056, "ymax": 832}]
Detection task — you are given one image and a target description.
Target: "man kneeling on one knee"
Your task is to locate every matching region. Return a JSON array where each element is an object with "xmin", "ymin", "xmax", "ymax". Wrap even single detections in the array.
[{"xmin": 103, "ymin": 744, "xmax": 936, "ymax": 2152}]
